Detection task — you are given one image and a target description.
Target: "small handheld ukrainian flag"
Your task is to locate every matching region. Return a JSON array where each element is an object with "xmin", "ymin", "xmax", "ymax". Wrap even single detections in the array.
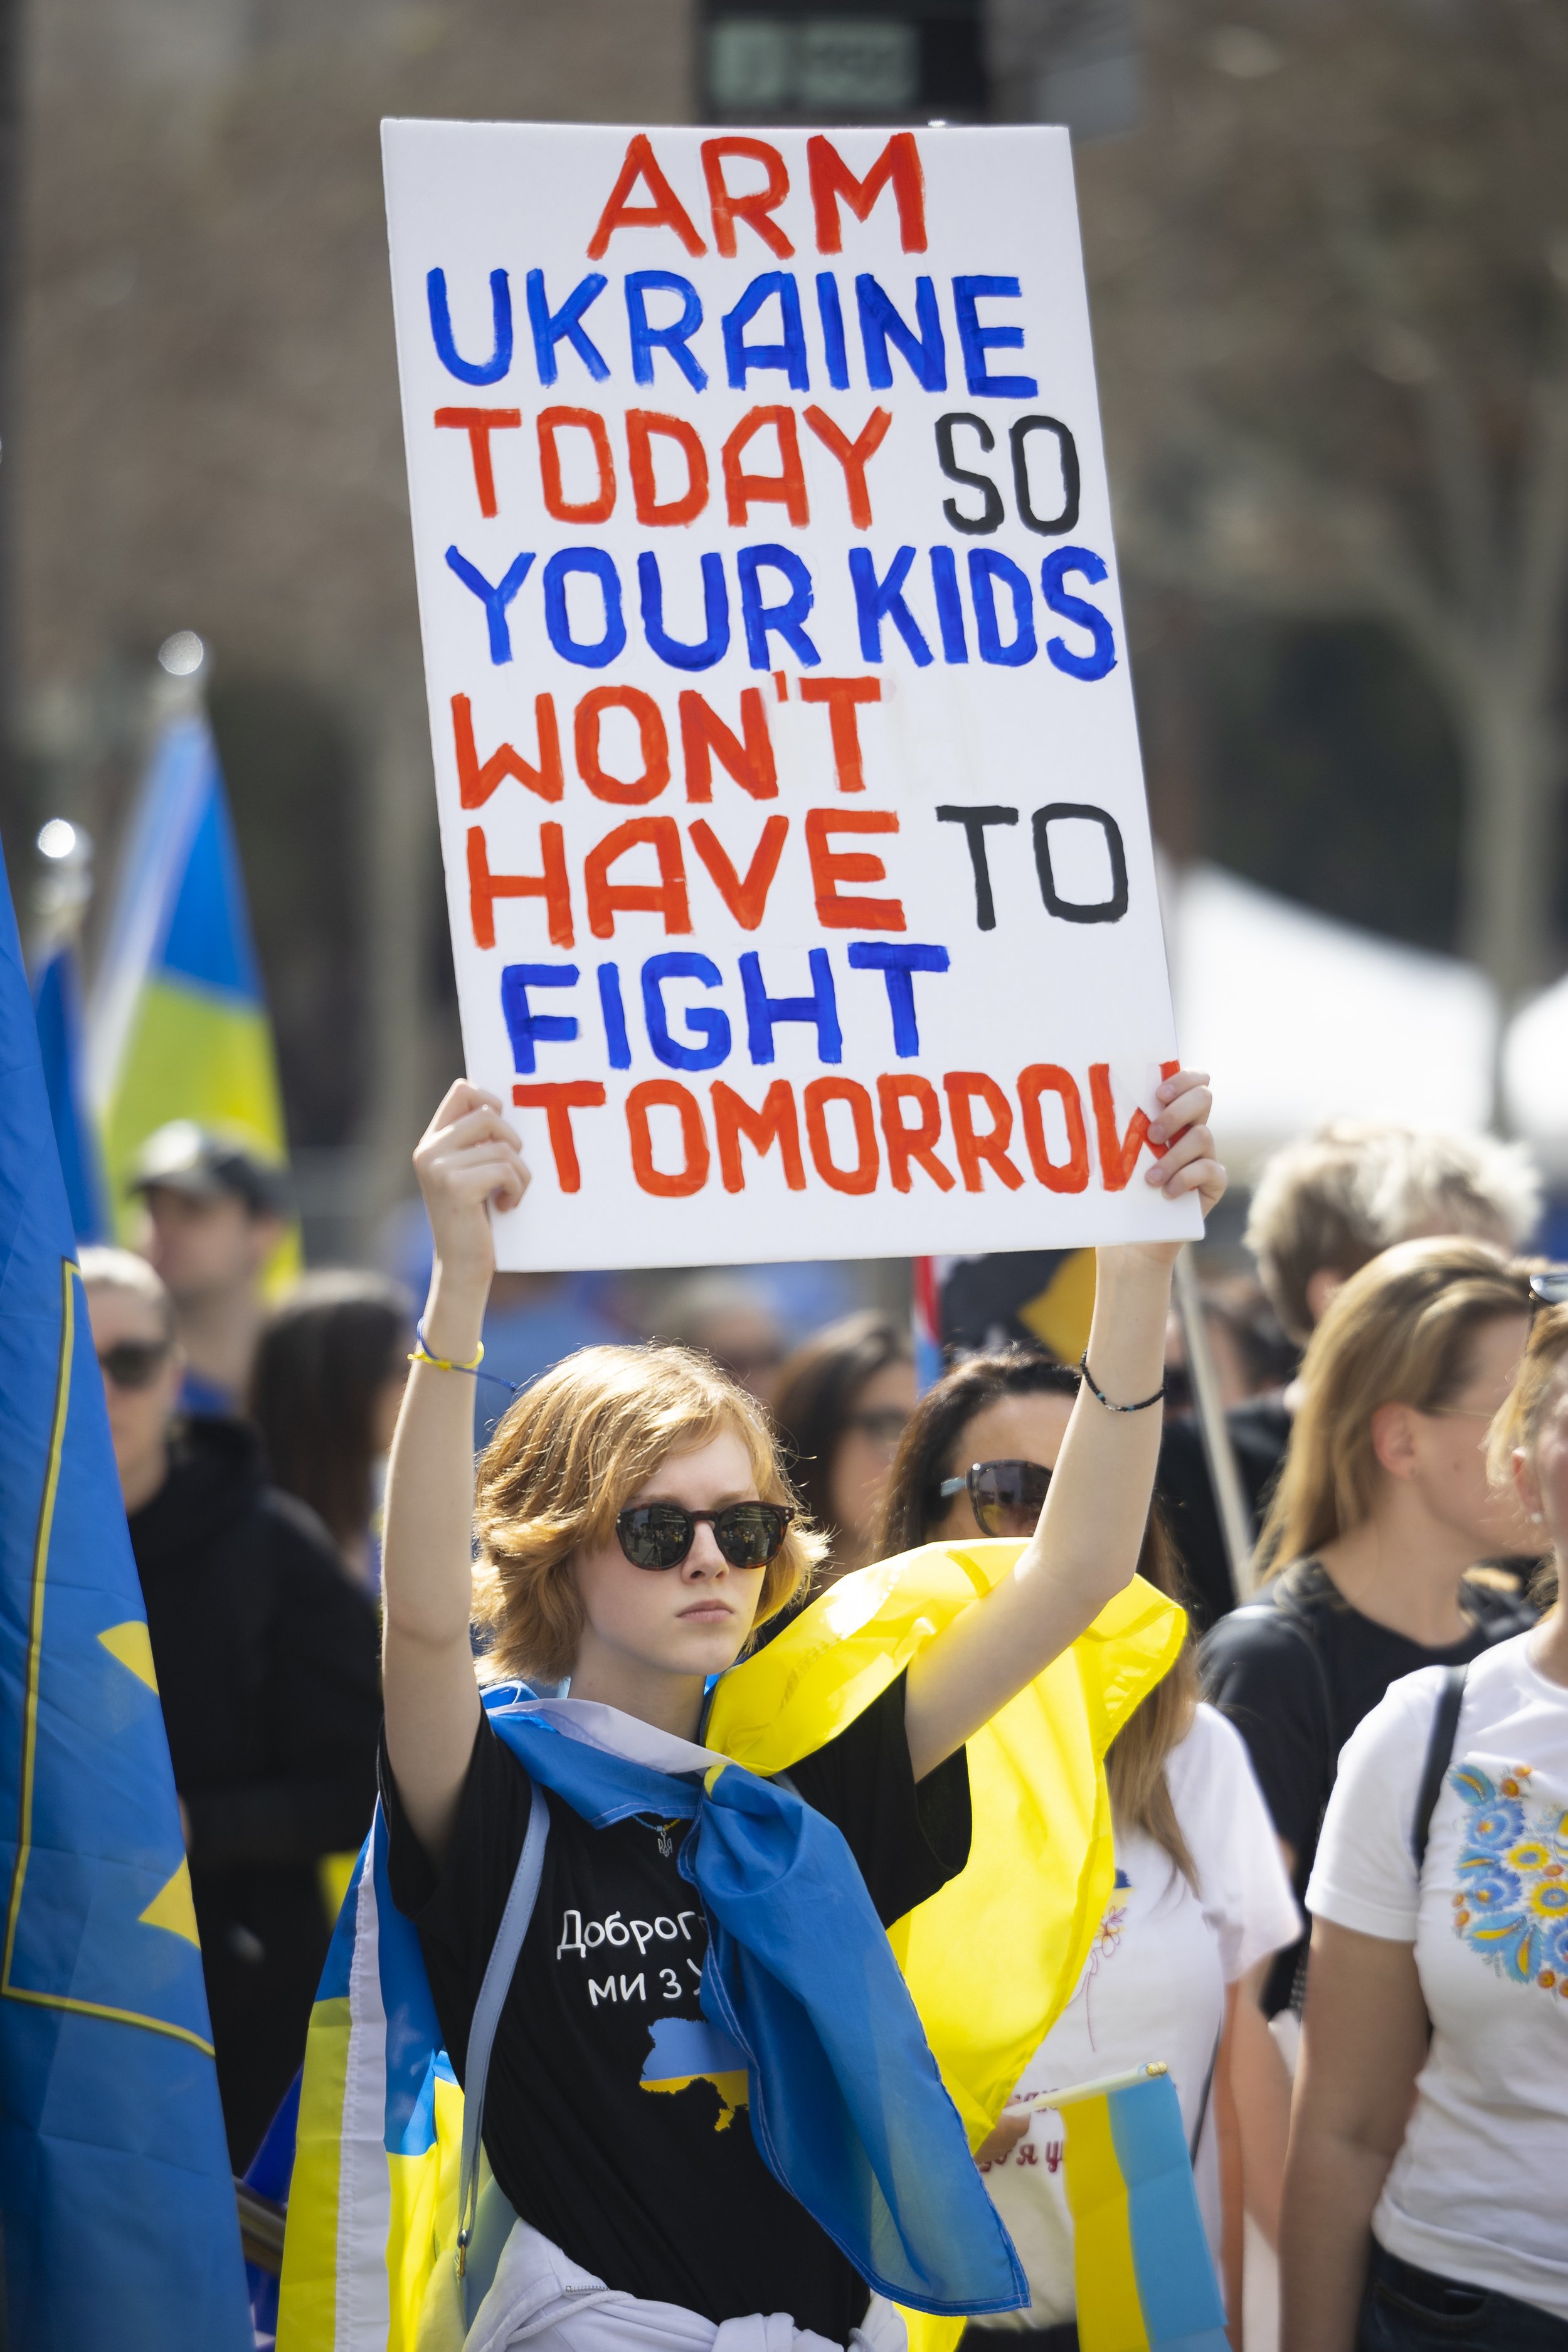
[
  {"xmin": 86, "ymin": 682, "xmax": 297, "ymax": 1273},
  {"xmin": 1054, "ymin": 2063, "xmax": 1229, "ymax": 2352},
  {"xmin": 0, "ymin": 842, "xmax": 252, "ymax": 2346}
]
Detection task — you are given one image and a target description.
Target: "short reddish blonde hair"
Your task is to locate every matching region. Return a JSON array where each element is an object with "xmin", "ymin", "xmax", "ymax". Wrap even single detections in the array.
[{"xmin": 472, "ymin": 1342, "xmax": 825, "ymax": 1684}]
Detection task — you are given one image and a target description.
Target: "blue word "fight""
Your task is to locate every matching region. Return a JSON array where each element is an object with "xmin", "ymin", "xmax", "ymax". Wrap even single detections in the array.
[{"xmin": 499, "ymin": 941, "xmax": 952, "ymax": 1075}]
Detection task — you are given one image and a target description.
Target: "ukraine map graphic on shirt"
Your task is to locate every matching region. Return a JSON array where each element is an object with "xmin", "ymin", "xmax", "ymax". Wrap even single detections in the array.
[{"xmin": 640, "ymin": 2015, "xmax": 751, "ymax": 2127}]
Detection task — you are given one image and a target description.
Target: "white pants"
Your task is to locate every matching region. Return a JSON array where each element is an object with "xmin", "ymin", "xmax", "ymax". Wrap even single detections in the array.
[{"xmin": 464, "ymin": 2218, "xmax": 909, "ymax": 2352}]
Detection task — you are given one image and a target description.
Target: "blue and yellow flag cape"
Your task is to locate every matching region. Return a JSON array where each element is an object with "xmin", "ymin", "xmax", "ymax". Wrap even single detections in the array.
[
  {"xmin": 278, "ymin": 1546, "xmax": 1184, "ymax": 2351},
  {"xmin": 0, "ymin": 847, "xmax": 253, "ymax": 2347}
]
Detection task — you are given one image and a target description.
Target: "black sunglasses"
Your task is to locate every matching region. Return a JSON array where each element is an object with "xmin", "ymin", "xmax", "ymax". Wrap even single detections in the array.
[
  {"xmin": 937, "ymin": 1458, "xmax": 1052, "ymax": 1539},
  {"xmin": 615, "ymin": 1501, "xmax": 794, "ymax": 1572},
  {"xmin": 1530, "ymin": 1270, "xmax": 1568, "ymax": 1315},
  {"xmin": 98, "ymin": 1339, "xmax": 173, "ymax": 1392}
]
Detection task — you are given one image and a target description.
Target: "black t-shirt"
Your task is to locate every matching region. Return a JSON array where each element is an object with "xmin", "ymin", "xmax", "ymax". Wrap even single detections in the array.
[
  {"xmin": 381, "ymin": 1673, "xmax": 970, "ymax": 2343},
  {"xmin": 1199, "ymin": 1559, "xmax": 1535, "ymax": 2011}
]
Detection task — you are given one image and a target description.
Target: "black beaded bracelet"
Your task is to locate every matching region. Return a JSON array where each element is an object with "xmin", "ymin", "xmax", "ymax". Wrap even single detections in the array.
[{"xmin": 1079, "ymin": 1351, "xmax": 1165, "ymax": 1414}]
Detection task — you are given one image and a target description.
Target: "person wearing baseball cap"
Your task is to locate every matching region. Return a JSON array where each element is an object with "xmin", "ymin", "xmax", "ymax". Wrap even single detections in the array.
[{"xmin": 128, "ymin": 1120, "xmax": 290, "ymax": 1417}]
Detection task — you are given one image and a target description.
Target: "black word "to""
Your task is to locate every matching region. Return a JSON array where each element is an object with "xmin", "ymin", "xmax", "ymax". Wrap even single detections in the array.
[{"xmin": 935, "ymin": 803, "xmax": 1130, "ymax": 930}]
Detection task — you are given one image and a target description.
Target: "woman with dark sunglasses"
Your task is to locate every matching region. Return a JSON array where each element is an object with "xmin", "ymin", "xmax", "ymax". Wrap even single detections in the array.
[
  {"xmin": 874, "ymin": 1350, "xmax": 1300, "ymax": 2348},
  {"xmin": 369, "ymin": 1073, "xmax": 1224, "ymax": 2352}
]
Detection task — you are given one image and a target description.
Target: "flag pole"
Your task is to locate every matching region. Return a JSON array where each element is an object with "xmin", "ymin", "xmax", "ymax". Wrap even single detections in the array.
[
  {"xmin": 1019, "ymin": 2060, "xmax": 1169, "ymax": 2112},
  {"xmin": 1172, "ymin": 1246, "xmax": 1255, "ymax": 1602}
]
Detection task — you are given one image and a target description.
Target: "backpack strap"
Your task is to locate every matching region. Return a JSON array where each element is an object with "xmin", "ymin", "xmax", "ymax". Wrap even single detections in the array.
[
  {"xmin": 1227, "ymin": 1573, "xmax": 1337, "ymax": 1786},
  {"xmin": 1187, "ymin": 2025, "xmax": 1222, "ymax": 2164},
  {"xmin": 1411, "ymin": 1664, "xmax": 1468, "ymax": 1875},
  {"xmin": 1225, "ymin": 1574, "xmax": 1337, "ymax": 2020},
  {"xmin": 456, "ymin": 1771, "xmax": 550, "ymax": 2280}
]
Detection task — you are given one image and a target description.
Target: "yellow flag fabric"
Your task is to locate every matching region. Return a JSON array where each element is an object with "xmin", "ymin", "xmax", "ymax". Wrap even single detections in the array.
[
  {"xmin": 709, "ymin": 1545, "xmax": 1185, "ymax": 2143},
  {"xmin": 709, "ymin": 1544, "xmax": 1185, "ymax": 2352},
  {"xmin": 87, "ymin": 709, "xmax": 300, "ymax": 1288}
]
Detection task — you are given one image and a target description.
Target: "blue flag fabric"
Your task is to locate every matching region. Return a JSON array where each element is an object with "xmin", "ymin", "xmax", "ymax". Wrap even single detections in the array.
[
  {"xmin": 485, "ymin": 1693, "xmax": 1029, "ymax": 2317},
  {"xmin": 0, "ymin": 844, "xmax": 252, "ymax": 2347},
  {"xmin": 31, "ymin": 938, "xmax": 107, "ymax": 1246}
]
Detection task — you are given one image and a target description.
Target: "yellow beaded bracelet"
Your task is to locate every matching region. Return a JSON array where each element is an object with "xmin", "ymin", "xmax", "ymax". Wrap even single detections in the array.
[{"xmin": 409, "ymin": 1319, "xmax": 485, "ymax": 1375}]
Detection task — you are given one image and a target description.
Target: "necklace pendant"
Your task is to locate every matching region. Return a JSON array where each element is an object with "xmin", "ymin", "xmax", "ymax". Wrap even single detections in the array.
[{"xmin": 657, "ymin": 1825, "xmax": 673, "ymax": 1858}]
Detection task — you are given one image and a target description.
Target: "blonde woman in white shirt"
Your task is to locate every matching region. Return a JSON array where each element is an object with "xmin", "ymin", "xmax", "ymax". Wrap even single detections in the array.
[
  {"xmin": 875, "ymin": 1352, "xmax": 1301, "ymax": 2348},
  {"xmin": 1283, "ymin": 1292, "xmax": 1568, "ymax": 2352}
]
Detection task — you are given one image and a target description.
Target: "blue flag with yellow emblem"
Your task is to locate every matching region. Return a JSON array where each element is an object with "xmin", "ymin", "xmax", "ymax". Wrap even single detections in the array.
[{"xmin": 0, "ymin": 842, "xmax": 252, "ymax": 2346}]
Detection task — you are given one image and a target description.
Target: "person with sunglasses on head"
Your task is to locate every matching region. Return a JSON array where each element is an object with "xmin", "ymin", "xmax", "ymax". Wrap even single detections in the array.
[
  {"xmin": 1157, "ymin": 1124, "xmax": 1540, "ymax": 1631},
  {"xmin": 1281, "ymin": 1295, "xmax": 1568, "ymax": 2351},
  {"xmin": 770, "ymin": 1310, "xmax": 916, "ymax": 1592},
  {"xmin": 366, "ymin": 1070, "xmax": 1224, "ymax": 2352},
  {"xmin": 79, "ymin": 1246, "xmax": 382, "ymax": 2169},
  {"xmin": 873, "ymin": 1349, "xmax": 1300, "ymax": 2348}
]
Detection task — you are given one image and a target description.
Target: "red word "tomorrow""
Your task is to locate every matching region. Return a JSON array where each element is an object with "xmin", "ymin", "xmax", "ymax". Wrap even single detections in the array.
[{"xmin": 512, "ymin": 1060, "xmax": 1179, "ymax": 1200}]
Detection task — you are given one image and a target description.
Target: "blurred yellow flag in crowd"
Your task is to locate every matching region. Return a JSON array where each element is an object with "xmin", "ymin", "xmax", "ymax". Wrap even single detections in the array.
[{"xmin": 87, "ymin": 701, "xmax": 298, "ymax": 1285}]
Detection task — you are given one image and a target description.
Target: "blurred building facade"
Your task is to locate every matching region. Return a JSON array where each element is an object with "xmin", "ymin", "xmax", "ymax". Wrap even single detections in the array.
[
  {"xmin": 14, "ymin": 0, "xmax": 1566, "ymax": 1252},
  {"xmin": 16, "ymin": 0, "xmax": 699, "ymax": 1252}
]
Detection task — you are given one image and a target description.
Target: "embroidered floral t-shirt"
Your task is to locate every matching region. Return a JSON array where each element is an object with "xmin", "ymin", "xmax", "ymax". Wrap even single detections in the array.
[
  {"xmin": 1308, "ymin": 1633, "xmax": 1568, "ymax": 2323},
  {"xmin": 970, "ymin": 1705, "xmax": 1299, "ymax": 2330}
]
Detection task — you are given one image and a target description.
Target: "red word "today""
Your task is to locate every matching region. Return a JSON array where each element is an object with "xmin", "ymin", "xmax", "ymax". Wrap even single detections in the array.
[{"xmin": 512, "ymin": 1060, "xmax": 1179, "ymax": 1200}]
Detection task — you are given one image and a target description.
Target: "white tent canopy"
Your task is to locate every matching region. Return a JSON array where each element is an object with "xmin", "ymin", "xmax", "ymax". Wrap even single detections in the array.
[
  {"xmin": 1504, "ymin": 975, "xmax": 1568, "ymax": 1175},
  {"xmin": 1162, "ymin": 863, "xmax": 1500, "ymax": 1173}
]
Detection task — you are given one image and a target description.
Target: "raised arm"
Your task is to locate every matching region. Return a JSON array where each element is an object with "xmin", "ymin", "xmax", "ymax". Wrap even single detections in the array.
[
  {"xmin": 381, "ymin": 1082, "xmax": 529, "ymax": 1863},
  {"xmin": 903, "ymin": 1069, "xmax": 1222, "ymax": 1780}
]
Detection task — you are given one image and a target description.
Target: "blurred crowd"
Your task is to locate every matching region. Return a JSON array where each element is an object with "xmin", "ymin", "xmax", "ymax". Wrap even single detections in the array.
[{"xmin": 87, "ymin": 1106, "xmax": 1564, "ymax": 2346}]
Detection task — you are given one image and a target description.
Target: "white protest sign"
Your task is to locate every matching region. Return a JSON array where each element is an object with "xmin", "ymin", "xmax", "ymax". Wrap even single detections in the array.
[{"xmin": 382, "ymin": 120, "xmax": 1199, "ymax": 1269}]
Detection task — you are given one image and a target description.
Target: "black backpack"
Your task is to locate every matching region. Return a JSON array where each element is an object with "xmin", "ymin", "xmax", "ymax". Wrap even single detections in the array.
[{"xmin": 1222, "ymin": 1569, "xmax": 1491, "ymax": 2011}]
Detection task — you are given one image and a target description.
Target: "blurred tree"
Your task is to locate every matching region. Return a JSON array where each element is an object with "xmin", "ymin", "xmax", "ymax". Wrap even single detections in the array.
[
  {"xmin": 1202, "ymin": 616, "xmax": 1464, "ymax": 952},
  {"xmin": 15, "ymin": 0, "xmax": 692, "ymax": 1248},
  {"xmin": 210, "ymin": 677, "xmax": 364, "ymax": 1150},
  {"xmin": 1077, "ymin": 0, "xmax": 1568, "ymax": 1002}
]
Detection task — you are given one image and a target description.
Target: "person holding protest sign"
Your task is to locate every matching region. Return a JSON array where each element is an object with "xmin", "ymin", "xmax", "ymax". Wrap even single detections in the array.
[
  {"xmin": 1281, "ymin": 1301, "xmax": 1568, "ymax": 2351},
  {"xmin": 874, "ymin": 1347, "xmax": 1299, "ymax": 2339},
  {"xmin": 372, "ymin": 1064, "xmax": 1221, "ymax": 2349}
]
